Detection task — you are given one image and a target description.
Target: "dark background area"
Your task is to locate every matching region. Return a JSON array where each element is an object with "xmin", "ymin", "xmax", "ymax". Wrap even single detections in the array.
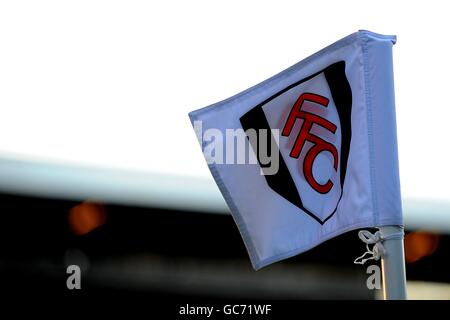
[{"xmin": 0, "ymin": 192, "xmax": 448, "ymax": 299}]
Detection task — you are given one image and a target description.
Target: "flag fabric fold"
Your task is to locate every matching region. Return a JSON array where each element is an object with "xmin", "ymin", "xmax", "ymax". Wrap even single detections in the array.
[{"xmin": 189, "ymin": 30, "xmax": 402, "ymax": 270}]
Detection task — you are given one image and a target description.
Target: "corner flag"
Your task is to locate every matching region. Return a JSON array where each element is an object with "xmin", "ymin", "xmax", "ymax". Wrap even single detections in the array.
[{"xmin": 189, "ymin": 30, "xmax": 402, "ymax": 270}]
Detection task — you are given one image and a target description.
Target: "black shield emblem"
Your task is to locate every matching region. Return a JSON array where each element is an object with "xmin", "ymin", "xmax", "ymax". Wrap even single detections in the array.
[{"xmin": 240, "ymin": 61, "xmax": 352, "ymax": 224}]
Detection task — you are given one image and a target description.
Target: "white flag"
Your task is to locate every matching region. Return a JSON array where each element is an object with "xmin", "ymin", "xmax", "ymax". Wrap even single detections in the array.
[{"xmin": 189, "ymin": 30, "xmax": 402, "ymax": 270}]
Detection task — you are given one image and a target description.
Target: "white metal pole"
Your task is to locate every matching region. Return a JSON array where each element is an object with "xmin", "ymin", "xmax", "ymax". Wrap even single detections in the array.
[{"xmin": 379, "ymin": 225, "xmax": 407, "ymax": 300}]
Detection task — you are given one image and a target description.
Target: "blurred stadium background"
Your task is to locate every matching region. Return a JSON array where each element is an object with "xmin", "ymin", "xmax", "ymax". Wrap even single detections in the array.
[{"xmin": 0, "ymin": 158, "xmax": 448, "ymax": 299}]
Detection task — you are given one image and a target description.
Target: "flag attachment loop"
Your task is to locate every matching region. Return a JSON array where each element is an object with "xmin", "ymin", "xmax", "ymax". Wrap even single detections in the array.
[{"xmin": 353, "ymin": 229, "xmax": 404, "ymax": 265}]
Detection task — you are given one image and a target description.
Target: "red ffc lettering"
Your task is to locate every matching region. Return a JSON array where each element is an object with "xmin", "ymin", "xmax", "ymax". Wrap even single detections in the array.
[{"xmin": 282, "ymin": 92, "xmax": 339, "ymax": 194}]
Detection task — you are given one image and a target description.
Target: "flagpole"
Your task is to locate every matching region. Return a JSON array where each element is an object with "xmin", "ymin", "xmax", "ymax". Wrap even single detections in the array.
[{"xmin": 378, "ymin": 225, "xmax": 407, "ymax": 300}]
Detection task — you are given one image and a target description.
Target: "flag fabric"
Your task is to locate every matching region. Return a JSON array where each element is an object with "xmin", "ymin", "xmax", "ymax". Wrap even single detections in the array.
[{"xmin": 188, "ymin": 30, "xmax": 402, "ymax": 270}]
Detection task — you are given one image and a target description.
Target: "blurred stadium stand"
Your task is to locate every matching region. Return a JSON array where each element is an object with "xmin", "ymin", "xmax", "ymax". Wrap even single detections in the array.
[{"xmin": 0, "ymin": 157, "xmax": 449, "ymax": 299}]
